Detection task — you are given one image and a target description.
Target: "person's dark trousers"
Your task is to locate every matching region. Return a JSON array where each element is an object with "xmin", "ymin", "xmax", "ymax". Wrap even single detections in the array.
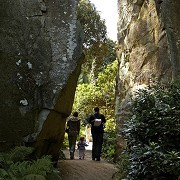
[
  {"xmin": 68, "ymin": 131, "xmax": 78, "ymax": 159},
  {"xmin": 92, "ymin": 132, "xmax": 103, "ymax": 160}
]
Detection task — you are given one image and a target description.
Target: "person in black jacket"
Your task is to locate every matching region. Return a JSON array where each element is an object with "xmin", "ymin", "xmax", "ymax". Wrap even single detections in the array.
[
  {"xmin": 66, "ymin": 111, "xmax": 80, "ymax": 159},
  {"xmin": 88, "ymin": 107, "xmax": 106, "ymax": 161}
]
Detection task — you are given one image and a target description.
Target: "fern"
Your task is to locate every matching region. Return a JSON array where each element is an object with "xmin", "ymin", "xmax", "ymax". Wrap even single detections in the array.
[
  {"xmin": 22, "ymin": 174, "xmax": 46, "ymax": 180},
  {"xmin": 0, "ymin": 168, "xmax": 9, "ymax": 179},
  {"xmin": 25, "ymin": 156, "xmax": 52, "ymax": 176},
  {"xmin": 0, "ymin": 152, "xmax": 13, "ymax": 168},
  {"xmin": 9, "ymin": 146, "xmax": 33, "ymax": 163},
  {"xmin": 0, "ymin": 146, "xmax": 61, "ymax": 180},
  {"xmin": 9, "ymin": 161, "xmax": 30, "ymax": 178}
]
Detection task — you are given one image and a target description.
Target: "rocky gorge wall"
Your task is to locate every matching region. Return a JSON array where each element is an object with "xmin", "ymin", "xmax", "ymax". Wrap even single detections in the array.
[
  {"xmin": 116, "ymin": 0, "xmax": 180, "ymax": 155},
  {"xmin": 0, "ymin": 0, "xmax": 83, "ymax": 155}
]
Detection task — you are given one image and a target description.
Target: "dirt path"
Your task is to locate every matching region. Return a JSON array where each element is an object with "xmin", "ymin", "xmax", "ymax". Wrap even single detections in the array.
[{"xmin": 58, "ymin": 143, "xmax": 117, "ymax": 180}]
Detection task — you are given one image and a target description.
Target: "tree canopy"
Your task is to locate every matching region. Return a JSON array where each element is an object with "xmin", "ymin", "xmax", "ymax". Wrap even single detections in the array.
[
  {"xmin": 73, "ymin": 60, "xmax": 117, "ymax": 126},
  {"xmin": 77, "ymin": 0, "xmax": 116, "ymax": 77}
]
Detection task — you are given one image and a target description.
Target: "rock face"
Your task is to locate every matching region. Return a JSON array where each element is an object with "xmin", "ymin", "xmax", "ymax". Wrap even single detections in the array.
[
  {"xmin": 116, "ymin": 0, "xmax": 180, "ymax": 155},
  {"xmin": 0, "ymin": 0, "xmax": 83, "ymax": 159}
]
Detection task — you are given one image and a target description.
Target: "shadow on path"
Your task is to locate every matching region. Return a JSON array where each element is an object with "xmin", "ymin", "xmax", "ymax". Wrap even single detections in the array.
[{"xmin": 58, "ymin": 144, "xmax": 117, "ymax": 180}]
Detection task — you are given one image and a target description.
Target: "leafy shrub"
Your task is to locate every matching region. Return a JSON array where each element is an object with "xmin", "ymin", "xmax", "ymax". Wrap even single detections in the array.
[
  {"xmin": 0, "ymin": 146, "xmax": 61, "ymax": 180},
  {"xmin": 102, "ymin": 128, "xmax": 116, "ymax": 162},
  {"xmin": 119, "ymin": 82, "xmax": 180, "ymax": 179},
  {"xmin": 102, "ymin": 117, "xmax": 116, "ymax": 162},
  {"xmin": 113, "ymin": 150, "xmax": 129, "ymax": 179}
]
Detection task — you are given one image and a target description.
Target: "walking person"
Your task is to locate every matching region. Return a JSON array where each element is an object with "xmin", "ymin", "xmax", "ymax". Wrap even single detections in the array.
[
  {"xmin": 66, "ymin": 111, "xmax": 80, "ymax": 159},
  {"xmin": 77, "ymin": 136, "xmax": 88, "ymax": 159},
  {"xmin": 85, "ymin": 124, "xmax": 91, "ymax": 144},
  {"xmin": 88, "ymin": 107, "xmax": 106, "ymax": 161}
]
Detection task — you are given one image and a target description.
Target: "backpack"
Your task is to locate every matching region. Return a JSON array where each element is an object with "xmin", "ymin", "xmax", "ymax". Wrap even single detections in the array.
[{"xmin": 93, "ymin": 118, "xmax": 102, "ymax": 127}]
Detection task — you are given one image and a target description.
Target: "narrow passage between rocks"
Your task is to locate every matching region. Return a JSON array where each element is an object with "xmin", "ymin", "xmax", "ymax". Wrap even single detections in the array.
[{"xmin": 58, "ymin": 142, "xmax": 117, "ymax": 180}]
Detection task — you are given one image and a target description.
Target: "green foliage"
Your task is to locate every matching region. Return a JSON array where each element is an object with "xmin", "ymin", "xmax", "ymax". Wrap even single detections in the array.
[
  {"xmin": 58, "ymin": 149, "xmax": 66, "ymax": 160},
  {"xmin": 77, "ymin": 0, "xmax": 106, "ymax": 43},
  {"xmin": 119, "ymin": 82, "xmax": 180, "ymax": 179},
  {"xmin": 102, "ymin": 39, "xmax": 117, "ymax": 67},
  {"xmin": 0, "ymin": 146, "xmax": 61, "ymax": 180},
  {"xmin": 77, "ymin": 0, "xmax": 116, "ymax": 79},
  {"xmin": 114, "ymin": 151, "xmax": 129, "ymax": 179},
  {"xmin": 73, "ymin": 60, "xmax": 117, "ymax": 119},
  {"xmin": 23, "ymin": 174, "xmax": 46, "ymax": 180},
  {"xmin": 102, "ymin": 129, "xmax": 116, "ymax": 162},
  {"xmin": 0, "ymin": 146, "xmax": 33, "ymax": 169},
  {"xmin": 9, "ymin": 146, "xmax": 33, "ymax": 163},
  {"xmin": 62, "ymin": 133, "xmax": 69, "ymax": 149},
  {"xmin": 77, "ymin": 0, "xmax": 107, "ymax": 52}
]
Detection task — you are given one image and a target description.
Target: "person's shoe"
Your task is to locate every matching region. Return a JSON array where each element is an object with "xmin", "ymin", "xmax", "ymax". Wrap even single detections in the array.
[
  {"xmin": 92, "ymin": 158, "xmax": 95, "ymax": 160},
  {"xmin": 70, "ymin": 156, "xmax": 74, "ymax": 159},
  {"xmin": 96, "ymin": 158, "xmax": 100, "ymax": 161},
  {"xmin": 70, "ymin": 152, "xmax": 74, "ymax": 159}
]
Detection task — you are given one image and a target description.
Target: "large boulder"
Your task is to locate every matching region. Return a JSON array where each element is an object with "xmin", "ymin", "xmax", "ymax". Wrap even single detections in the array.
[
  {"xmin": 0, "ymin": 0, "xmax": 84, "ymax": 160},
  {"xmin": 115, "ymin": 0, "xmax": 180, "ymax": 156}
]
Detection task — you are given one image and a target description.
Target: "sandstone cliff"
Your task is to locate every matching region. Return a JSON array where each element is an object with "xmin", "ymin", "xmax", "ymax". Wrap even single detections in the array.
[{"xmin": 116, "ymin": 0, "xmax": 180, "ymax": 154}]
